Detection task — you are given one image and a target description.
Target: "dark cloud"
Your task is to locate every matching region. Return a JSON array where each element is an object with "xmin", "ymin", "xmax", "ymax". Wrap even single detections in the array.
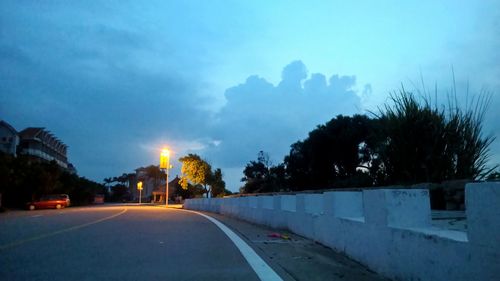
[
  {"xmin": 0, "ymin": 1, "xmax": 211, "ymax": 181},
  {"xmin": 3, "ymin": 1, "xmax": 497, "ymax": 190},
  {"xmin": 206, "ymin": 61, "xmax": 363, "ymax": 167},
  {"xmin": 0, "ymin": 2, "xmax": 420, "ymax": 190}
]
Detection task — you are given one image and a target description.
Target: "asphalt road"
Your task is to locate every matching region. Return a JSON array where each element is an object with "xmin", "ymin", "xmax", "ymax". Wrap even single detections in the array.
[
  {"xmin": 0, "ymin": 205, "xmax": 263, "ymax": 281},
  {"xmin": 1, "ymin": 205, "xmax": 389, "ymax": 281}
]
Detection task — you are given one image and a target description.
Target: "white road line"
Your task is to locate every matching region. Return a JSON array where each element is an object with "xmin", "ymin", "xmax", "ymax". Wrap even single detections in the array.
[{"xmin": 188, "ymin": 210, "xmax": 283, "ymax": 281}]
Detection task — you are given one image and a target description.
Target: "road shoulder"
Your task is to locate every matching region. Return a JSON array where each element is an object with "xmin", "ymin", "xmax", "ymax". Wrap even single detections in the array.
[{"xmin": 198, "ymin": 211, "xmax": 390, "ymax": 281}]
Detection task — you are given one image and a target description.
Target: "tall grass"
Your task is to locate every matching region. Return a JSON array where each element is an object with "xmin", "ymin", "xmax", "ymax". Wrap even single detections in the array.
[{"xmin": 376, "ymin": 85, "xmax": 495, "ymax": 184}]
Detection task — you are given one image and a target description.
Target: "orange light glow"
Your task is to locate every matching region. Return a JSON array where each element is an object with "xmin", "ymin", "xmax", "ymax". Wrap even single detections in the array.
[
  {"xmin": 160, "ymin": 148, "xmax": 170, "ymax": 169},
  {"xmin": 161, "ymin": 148, "xmax": 170, "ymax": 157}
]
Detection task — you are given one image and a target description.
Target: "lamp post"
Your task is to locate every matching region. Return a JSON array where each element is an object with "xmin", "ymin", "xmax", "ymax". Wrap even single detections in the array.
[
  {"xmin": 137, "ymin": 181, "xmax": 143, "ymax": 204},
  {"xmin": 160, "ymin": 148, "xmax": 170, "ymax": 207}
]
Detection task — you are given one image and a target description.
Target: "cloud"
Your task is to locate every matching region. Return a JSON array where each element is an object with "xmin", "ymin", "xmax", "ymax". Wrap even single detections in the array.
[
  {"xmin": 4, "ymin": 0, "xmax": 497, "ymax": 191},
  {"xmin": 278, "ymin": 60, "xmax": 308, "ymax": 92},
  {"xmin": 0, "ymin": 1, "xmax": 213, "ymax": 181},
  {"xmin": 205, "ymin": 60, "xmax": 363, "ymax": 169}
]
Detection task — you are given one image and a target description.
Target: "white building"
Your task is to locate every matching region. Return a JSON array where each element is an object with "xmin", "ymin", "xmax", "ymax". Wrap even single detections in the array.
[
  {"xmin": 17, "ymin": 127, "xmax": 68, "ymax": 169},
  {"xmin": 0, "ymin": 120, "xmax": 19, "ymax": 156}
]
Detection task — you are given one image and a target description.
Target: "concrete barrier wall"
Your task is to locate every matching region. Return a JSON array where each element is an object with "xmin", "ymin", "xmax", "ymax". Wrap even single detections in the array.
[{"xmin": 184, "ymin": 183, "xmax": 500, "ymax": 281}]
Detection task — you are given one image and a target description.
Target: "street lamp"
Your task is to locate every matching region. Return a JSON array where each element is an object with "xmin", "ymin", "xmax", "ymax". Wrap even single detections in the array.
[
  {"xmin": 137, "ymin": 181, "xmax": 143, "ymax": 204},
  {"xmin": 160, "ymin": 148, "xmax": 170, "ymax": 206}
]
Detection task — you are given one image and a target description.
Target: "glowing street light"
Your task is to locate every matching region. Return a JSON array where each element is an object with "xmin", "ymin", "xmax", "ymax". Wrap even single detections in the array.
[
  {"xmin": 160, "ymin": 148, "xmax": 171, "ymax": 206},
  {"xmin": 137, "ymin": 181, "xmax": 143, "ymax": 204}
]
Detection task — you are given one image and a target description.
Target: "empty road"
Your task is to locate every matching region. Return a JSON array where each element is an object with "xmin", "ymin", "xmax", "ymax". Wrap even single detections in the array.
[
  {"xmin": 1, "ymin": 205, "xmax": 388, "ymax": 281},
  {"xmin": 0, "ymin": 205, "xmax": 268, "ymax": 281}
]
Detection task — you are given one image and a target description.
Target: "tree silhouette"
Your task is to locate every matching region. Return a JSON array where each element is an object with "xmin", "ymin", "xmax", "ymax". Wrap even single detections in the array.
[
  {"xmin": 241, "ymin": 151, "xmax": 287, "ymax": 193},
  {"xmin": 285, "ymin": 115, "xmax": 376, "ymax": 190},
  {"xmin": 0, "ymin": 152, "xmax": 106, "ymax": 207},
  {"xmin": 209, "ymin": 168, "xmax": 227, "ymax": 197}
]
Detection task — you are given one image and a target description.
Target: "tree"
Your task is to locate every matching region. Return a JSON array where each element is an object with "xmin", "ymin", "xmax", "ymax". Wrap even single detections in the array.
[
  {"xmin": 103, "ymin": 177, "xmax": 114, "ymax": 186},
  {"xmin": 283, "ymin": 87, "xmax": 496, "ymax": 189},
  {"xmin": 209, "ymin": 168, "xmax": 227, "ymax": 197},
  {"xmin": 0, "ymin": 152, "xmax": 106, "ymax": 208},
  {"xmin": 284, "ymin": 115, "xmax": 376, "ymax": 190},
  {"xmin": 269, "ymin": 164, "xmax": 287, "ymax": 191},
  {"xmin": 178, "ymin": 154, "xmax": 228, "ymax": 198},
  {"xmin": 172, "ymin": 177, "xmax": 205, "ymax": 199},
  {"xmin": 144, "ymin": 165, "xmax": 164, "ymax": 188},
  {"xmin": 114, "ymin": 173, "xmax": 135, "ymax": 188},
  {"xmin": 241, "ymin": 151, "xmax": 287, "ymax": 193},
  {"xmin": 179, "ymin": 154, "xmax": 213, "ymax": 197},
  {"xmin": 109, "ymin": 184, "xmax": 130, "ymax": 202}
]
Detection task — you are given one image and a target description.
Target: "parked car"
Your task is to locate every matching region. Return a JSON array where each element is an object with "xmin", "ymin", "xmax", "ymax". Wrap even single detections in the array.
[
  {"xmin": 27, "ymin": 194, "xmax": 70, "ymax": 210},
  {"xmin": 59, "ymin": 194, "xmax": 71, "ymax": 206}
]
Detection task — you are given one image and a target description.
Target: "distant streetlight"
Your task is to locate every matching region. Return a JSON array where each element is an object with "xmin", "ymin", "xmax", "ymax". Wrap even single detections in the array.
[
  {"xmin": 160, "ymin": 148, "xmax": 171, "ymax": 206},
  {"xmin": 137, "ymin": 181, "xmax": 143, "ymax": 204}
]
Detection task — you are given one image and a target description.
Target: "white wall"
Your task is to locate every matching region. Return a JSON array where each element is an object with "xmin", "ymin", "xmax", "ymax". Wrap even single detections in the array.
[{"xmin": 184, "ymin": 183, "xmax": 500, "ymax": 281}]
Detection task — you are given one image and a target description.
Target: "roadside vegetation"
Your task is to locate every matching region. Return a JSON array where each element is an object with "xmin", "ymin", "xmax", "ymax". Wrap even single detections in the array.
[
  {"xmin": 179, "ymin": 154, "xmax": 232, "ymax": 198},
  {"xmin": 0, "ymin": 153, "xmax": 106, "ymax": 209},
  {"xmin": 241, "ymin": 88, "xmax": 497, "ymax": 193}
]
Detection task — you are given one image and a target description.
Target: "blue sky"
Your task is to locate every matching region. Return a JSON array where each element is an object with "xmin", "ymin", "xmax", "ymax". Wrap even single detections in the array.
[{"xmin": 1, "ymin": 1, "xmax": 499, "ymax": 190}]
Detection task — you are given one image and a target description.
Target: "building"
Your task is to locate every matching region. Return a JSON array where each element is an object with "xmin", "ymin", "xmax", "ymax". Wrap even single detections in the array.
[
  {"xmin": 0, "ymin": 120, "xmax": 75, "ymax": 172},
  {"xmin": 151, "ymin": 176, "xmax": 179, "ymax": 203},
  {"xmin": 17, "ymin": 127, "xmax": 68, "ymax": 169},
  {"xmin": 133, "ymin": 166, "xmax": 185, "ymax": 203},
  {"xmin": 0, "ymin": 120, "xmax": 20, "ymax": 156},
  {"xmin": 134, "ymin": 166, "xmax": 166, "ymax": 201}
]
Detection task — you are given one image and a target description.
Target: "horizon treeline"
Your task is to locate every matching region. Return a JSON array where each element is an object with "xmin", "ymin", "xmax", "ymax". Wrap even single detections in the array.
[{"xmin": 241, "ymin": 89, "xmax": 498, "ymax": 193}]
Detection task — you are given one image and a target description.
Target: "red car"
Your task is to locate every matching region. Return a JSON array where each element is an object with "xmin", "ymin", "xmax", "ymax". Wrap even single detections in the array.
[{"xmin": 27, "ymin": 194, "xmax": 70, "ymax": 210}]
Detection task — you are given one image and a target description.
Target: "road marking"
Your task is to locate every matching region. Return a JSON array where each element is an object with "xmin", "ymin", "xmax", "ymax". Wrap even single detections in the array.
[
  {"xmin": 31, "ymin": 215, "xmax": 43, "ymax": 218},
  {"xmin": 187, "ymin": 210, "xmax": 283, "ymax": 281},
  {"xmin": 0, "ymin": 208, "xmax": 127, "ymax": 251}
]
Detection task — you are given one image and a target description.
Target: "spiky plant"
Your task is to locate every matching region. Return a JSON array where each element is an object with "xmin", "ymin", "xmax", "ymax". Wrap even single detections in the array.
[{"xmin": 376, "ymin": 86, "xmax": 495, "ymax": 184}]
